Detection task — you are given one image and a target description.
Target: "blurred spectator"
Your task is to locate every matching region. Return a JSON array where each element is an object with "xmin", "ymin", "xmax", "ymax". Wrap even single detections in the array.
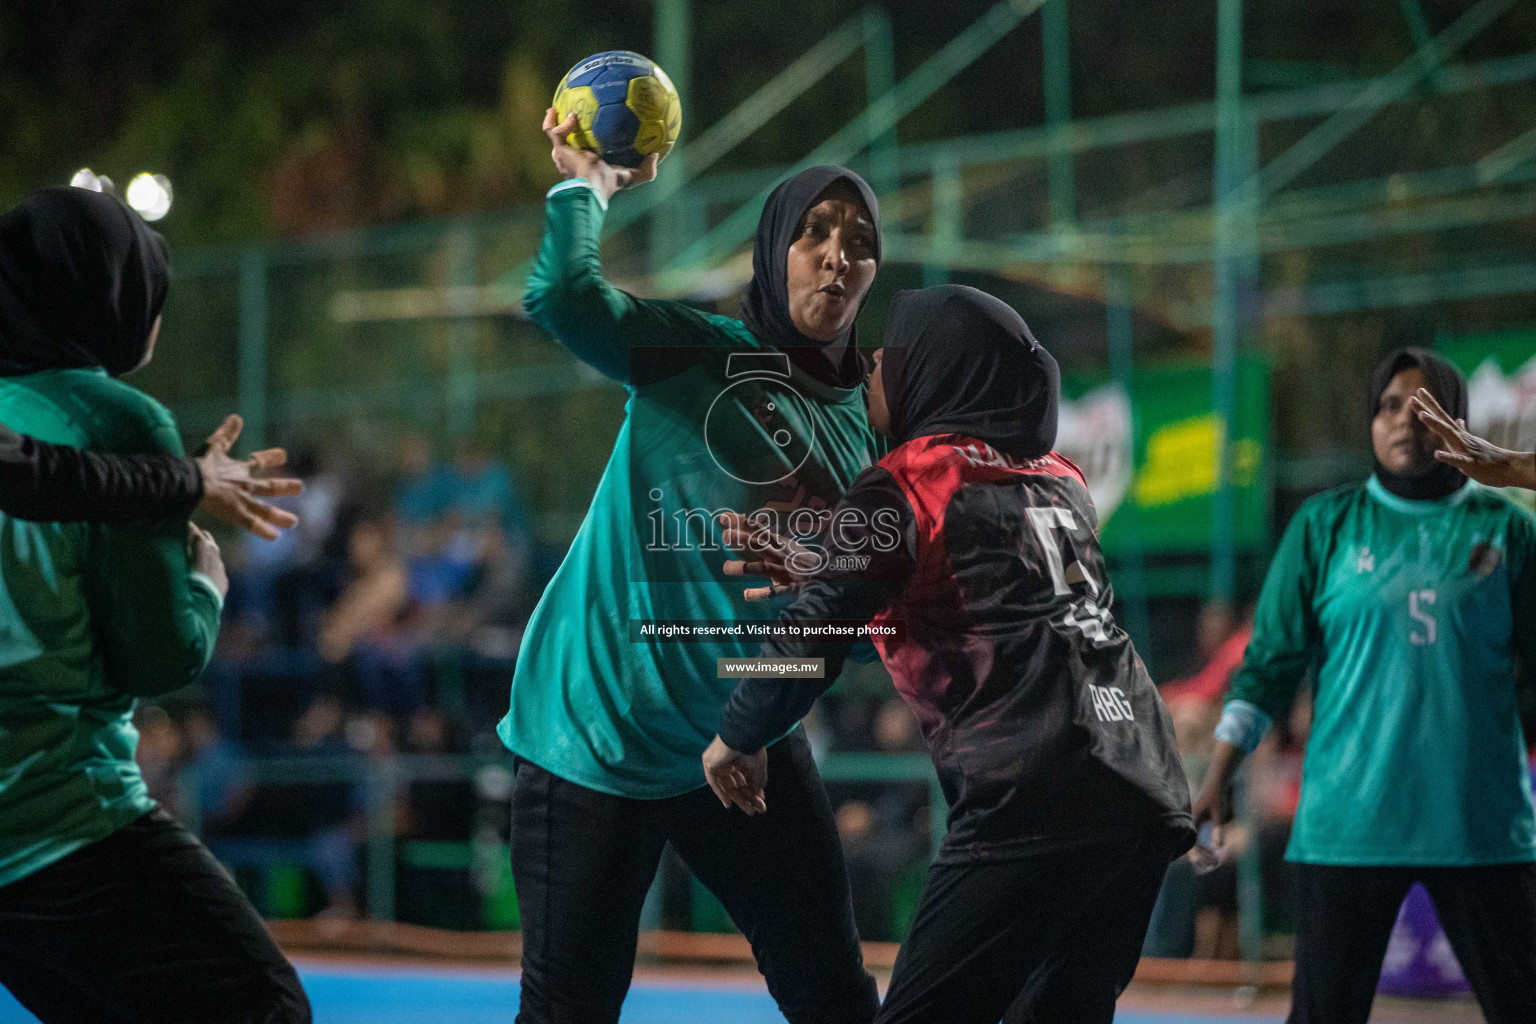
[
  {"xmin": 447, "ymin": 440, "xmax": 531, "ymax": 538},
  {"xmin": 1160, "ymin": 603, "xmax": 1254, "ymax": 711},
  {"xmin": 320, "ymin": 519, "xmax": 426, "ymax": 716},
  {"xmin": 396, "ymin": 434, "xmax": 454, "ymax": 527},
  {"xmin": 230, "ymin": 445, "xmax": 353, "ymax": 648}
]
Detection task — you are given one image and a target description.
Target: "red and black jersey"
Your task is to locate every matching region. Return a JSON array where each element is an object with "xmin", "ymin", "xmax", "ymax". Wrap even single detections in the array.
[{"xmin": 718, "ymin": 432, "xmax": 1194, "ymax": 863}]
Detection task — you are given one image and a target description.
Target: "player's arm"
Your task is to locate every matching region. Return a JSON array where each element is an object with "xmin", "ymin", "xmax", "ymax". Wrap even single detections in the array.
[
  {"xmin": 705, "ymin": 469, "xmax": 916, "ymax": 812},
  {"xmin": 84, "ymin": 406, "xmax": 225, "ymax": 698},
  {"xmin": 1194, "ymin": 504, "xmax": 1323, "ymax": 843},
  {"xmin": 0, "ymin": 415, "xmax": 300, "ymax": 539},
  {"xmin": 1411, "ymin": 387, "xmax": 1536, "ymax": 491},
  {"xmin": 0, "ymin": 419, "xmax": 200, "ymax": 522},
  {"xmin": 523, "ymin": 110, "xmax": 714, "ymax": 385}
]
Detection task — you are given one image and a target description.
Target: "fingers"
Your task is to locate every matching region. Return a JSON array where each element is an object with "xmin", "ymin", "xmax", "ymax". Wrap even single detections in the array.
[
  {"xmin": 705, "ymin": 768, "xmax": 764, "ymax": 814},
  {"xmin": 246, "ymin": 447, "xmax": 289, "ymax": 475},
  {"xmin": 546, "ymin": 110, "xmax": 578, "ymax": 148},
  {"xmin": 725, "ymin": 768, "xmax": 765, "ymax": 815},
  {"xmin": 204, "ymin": 414, "xmax": 243, "ymax": 455},
  {"xmin": 246, "ymin": 495, "xmax": 299, "ymax": 530},
  {"xmin": 1433, "ymin": 449, "xmax": 1474, "ymax": 466},
  {"xmin": 705, "ymin": 774, "xmax": 733, "ymax": 809},
  {"xmin": 238, "ymin": 504, "xmax": 279, "ymax": 542},
  {"xmin": 542, "ymin": 106, "xmax": 557, "ymax": 133},
  {"xmin": 626, "ymin": 153, "xmax": 660, "ymax": 189},
  {"xmin": 242, "ymin": 476, "xmax": 304, "ymax": 498},
  {"xmin": 1413, "ymin": 387, "xmax": 1450, "ymax": 418},
  {"xmin": 1411, "ymin": 389, "xmax": 1462, "ymax": 440}
]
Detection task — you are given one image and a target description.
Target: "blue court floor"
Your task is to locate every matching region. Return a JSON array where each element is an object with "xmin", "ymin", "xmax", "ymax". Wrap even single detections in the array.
[{"xmin": 0, "ymin": 962, "xmax": 1284, "ymax": 1023}]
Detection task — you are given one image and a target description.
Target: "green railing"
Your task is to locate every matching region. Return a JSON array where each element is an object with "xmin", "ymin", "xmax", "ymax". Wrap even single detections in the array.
[{"xmin": 177, "ymin": 749, "xmax": 947, "ymax": 928}]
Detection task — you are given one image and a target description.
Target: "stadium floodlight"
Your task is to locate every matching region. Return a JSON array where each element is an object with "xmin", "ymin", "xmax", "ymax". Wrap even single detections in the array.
[
  {"xmin": 125, "ymin": 172, "xmax": 173, "ymax": 221},
  {"xmin": 70, "ymin": 168, "xmax": 115, "ymax": 194}
]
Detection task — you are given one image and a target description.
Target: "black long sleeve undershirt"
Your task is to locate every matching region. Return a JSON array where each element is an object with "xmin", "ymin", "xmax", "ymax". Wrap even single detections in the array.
[
  {"xmin": 717, "ymin": 466, "xmax": 917, "ymax": 753},
  {"xmin": 0, "ymin": 422, "xmax": 202, "ymax": 524}
]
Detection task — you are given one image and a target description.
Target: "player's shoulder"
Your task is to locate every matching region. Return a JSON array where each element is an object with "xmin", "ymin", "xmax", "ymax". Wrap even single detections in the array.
[
  {"xmin": 1295, "ymin": 481, "xmax": 1368, "ymax": 521},
  {"xmin": 877, "ymin": 434, "xmax": 956, "ymax": 485},
  {"xmin": 1276, "ymin": 482, "xmax": 1368, "ymax": 546},
  {"xmin": 878, "ymin": 434, "xmax": 1082, "ymax": 493},
  {"xmin": 55, "ymin": 372, "xmax": 180, "ymax": 456},
  {"xmin": 1462, "ymin": 483, "xmax": 1536, "ymax": 531}
]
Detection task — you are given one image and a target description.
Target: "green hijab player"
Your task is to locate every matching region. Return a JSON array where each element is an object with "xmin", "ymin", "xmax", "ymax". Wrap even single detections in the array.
[
  {"xmin": 1196, "ymin": 348, "xmax": 1536, "ymax": 1024},
  {"xmin": 497, "ymin": 110, "xmax": 884, "ymax": 1024}
]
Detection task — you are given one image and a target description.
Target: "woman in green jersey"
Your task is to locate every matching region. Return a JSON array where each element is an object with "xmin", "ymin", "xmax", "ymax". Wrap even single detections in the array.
[
  {"xmin": 497, "ymin": 111, "xmax": 884, "ymax": 1024},
  {"xmin": 1195, "ymin": 347, "xmax": 1536, "ymax": 1024},
  {"xmin": 0, "ymin": 188, "xmax": 309, "ymax": 1023}
]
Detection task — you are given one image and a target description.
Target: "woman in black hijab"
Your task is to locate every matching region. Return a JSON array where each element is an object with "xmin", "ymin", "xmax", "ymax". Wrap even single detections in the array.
[
  {"xmin": 0, "ymin": 187, "xmax": 311, "ymax": 1024},
  {"xmin": 708, "ymin": 284, "xmax": 1193, "ymax": 1024},
  {"xmin": 1195, "ymin": 345, "xmax": 1536, "ymax": 1024},
  {"xmin": 738, "ymin": 165, "xmax": 880, "ymax": 387},
  {"xmin": 501, "ymin": 115, "xmax": 888, "ymax": 1024},
  {"xmin": 0, "ymin": 187, "xmax": 300, "ymax": 535},
  {"xmin": 875, "ymin": 284, "xmax": 1059, "ymax": 459}
]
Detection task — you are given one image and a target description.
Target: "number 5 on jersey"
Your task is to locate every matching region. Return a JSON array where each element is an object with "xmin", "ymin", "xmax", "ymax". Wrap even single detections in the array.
[
  {"xmin": 1026, "ymin": 507, "xmax": 1114, "ymax": 645},
  {"xmin": 1409, "ymin": 588, "xmax": 1436, "ymax": 646}
]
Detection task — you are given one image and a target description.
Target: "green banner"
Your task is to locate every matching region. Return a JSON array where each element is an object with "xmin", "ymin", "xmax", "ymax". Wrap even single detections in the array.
[{"xmin": 1057, "ymin": 356, "xmax": 1270, "ymax": 556}]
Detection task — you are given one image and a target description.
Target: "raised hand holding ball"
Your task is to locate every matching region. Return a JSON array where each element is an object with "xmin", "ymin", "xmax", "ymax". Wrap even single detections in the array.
[{"xmin": 543, "ymin": 108, "xmax": 658, "ymax": 203}]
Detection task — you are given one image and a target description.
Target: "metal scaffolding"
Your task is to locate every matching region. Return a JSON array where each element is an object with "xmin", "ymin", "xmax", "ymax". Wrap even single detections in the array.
[{"xmin": 163, "ymin": 0, "xmax": 1536, "ymax": 598}]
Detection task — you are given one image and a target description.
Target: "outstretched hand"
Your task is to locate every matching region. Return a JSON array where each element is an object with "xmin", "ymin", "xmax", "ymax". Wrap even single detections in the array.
[
  {"xmin": 543, "ymin": 108, "xmax": 659, "ymax": 205},
  {"xmin": 717, "ymin": 512, "xmax": 819, "ymax": 601},
  {"xmin": 195, "ymin": 415, "xmax": 303, "ymax": 541},
  {"xmin": 702, "ymin": 735, "xmax": 768, "ymax": 815},
  {"xmin": 1410, "ymin": 387, "xmax": 1536, "ymax": 491}
]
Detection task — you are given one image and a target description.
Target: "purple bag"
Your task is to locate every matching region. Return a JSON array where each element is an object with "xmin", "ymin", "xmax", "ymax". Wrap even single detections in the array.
[{"xmin": 1376, "ymin": 883, "xmax": 1470, "ymax": 998}]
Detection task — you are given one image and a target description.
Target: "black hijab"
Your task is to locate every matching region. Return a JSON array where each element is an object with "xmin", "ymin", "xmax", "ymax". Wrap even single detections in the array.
[
  {"xmin": 738, "ymin": 166, "xmax": 880, "ymax": 388},
  {"xmin": 881, "ymin": 285, "xmax": 1060, "ymax": 460},
  {"xmin": 0, "ymin": 187, "xmax": 169, "ymax": 378},
  {"xmin": 1368, "ymin": 346, "xmax": 1468, "ymax": 500}
]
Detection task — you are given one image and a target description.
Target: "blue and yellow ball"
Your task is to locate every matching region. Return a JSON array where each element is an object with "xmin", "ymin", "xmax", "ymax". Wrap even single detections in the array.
[{"xmin": 552, "ymin": 51, "xmax": 681, "ymax": 169}]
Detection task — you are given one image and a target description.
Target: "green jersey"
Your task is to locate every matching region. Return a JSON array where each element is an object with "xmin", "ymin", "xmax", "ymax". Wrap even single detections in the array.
[
  {"xmin": 1228, "ymin": 476, "xmax": 1536, "ymax": 866},
  {"xmin": 497, "ymin": 181, "xmax": 880, "ymax": 798},
  {"xmin": 0, "ymin": 369, "xmax": 222, "ymax": 887}
]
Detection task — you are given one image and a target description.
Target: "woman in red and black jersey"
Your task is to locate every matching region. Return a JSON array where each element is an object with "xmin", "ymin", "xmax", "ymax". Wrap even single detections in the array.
[{"xmin": 705, "ymin": 284, "xmax": 1193, "ymax": 1024}]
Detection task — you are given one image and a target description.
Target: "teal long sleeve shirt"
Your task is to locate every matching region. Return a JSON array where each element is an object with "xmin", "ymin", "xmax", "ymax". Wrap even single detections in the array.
[
  {"xmin": 497, "ymin": 181, "xmax": 881, "ymax": 797},
  {"xmin": 1227, "ymin": 477, "xmax": 1536, "ymax": 866},
  {"xmin": 0, "ymin": 368, "xmax": 222, "ymax": 887}
]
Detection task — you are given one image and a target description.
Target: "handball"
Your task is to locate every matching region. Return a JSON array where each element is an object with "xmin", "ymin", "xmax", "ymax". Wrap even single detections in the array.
[{"xmin": 551, "ymin": 50, "xmax": 681, "ymax": 168}]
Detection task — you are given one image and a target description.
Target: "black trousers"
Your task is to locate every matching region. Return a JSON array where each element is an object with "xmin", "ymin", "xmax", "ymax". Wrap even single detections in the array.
[
  {"xmin": 875, "ymin": 831, "xmax": 1174, "ymax": 1024},
  {"xmin": 0, "ymin": 808, "xmax": 310, "ymax": 1024},
  {"xmin": 510, "ymin": 728, "xmax": 879, "ymax": 1024},
  {"xmin": 1289, "ymin": 862, "xmax": 1536, "ymax": 1024}
]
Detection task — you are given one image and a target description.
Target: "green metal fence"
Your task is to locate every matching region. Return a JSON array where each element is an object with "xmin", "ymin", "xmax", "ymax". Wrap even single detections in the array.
[{"xmin": 177, "ymin": 750, "xmax": 948, "ymax": 931}]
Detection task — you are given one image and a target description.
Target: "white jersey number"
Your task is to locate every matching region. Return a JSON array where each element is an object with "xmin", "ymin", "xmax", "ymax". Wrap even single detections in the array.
[
  {"xmin": 1026, "ymin": 507, "xmax": 1114, "ymax": 646},
  {"xmin": 1409, "ymin": 589, "xmax": 1437, "ymax": 647}
]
